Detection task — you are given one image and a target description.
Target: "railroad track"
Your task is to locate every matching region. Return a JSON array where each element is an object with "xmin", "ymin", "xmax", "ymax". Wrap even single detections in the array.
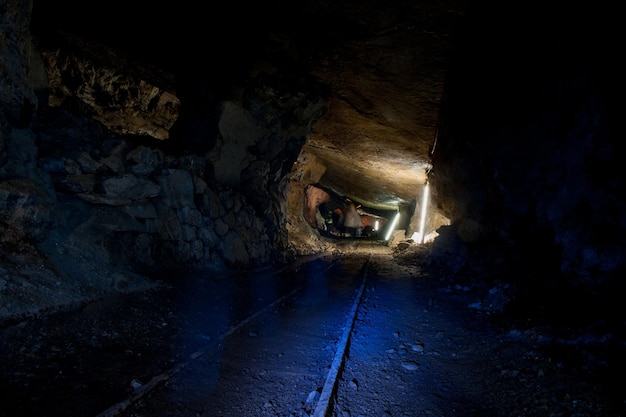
[
  {"xmin": 0, "ymin": 251, "xmax": 380, "ymax": 417},
  {"xmin": 107, "ymin": 255, "xmax": 371, "ymax": 417}
]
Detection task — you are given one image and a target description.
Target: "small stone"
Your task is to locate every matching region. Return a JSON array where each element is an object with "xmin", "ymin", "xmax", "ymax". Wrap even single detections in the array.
[{"xmin": 411, "ymin": 343, "xmax": 424, "ymax": 352}]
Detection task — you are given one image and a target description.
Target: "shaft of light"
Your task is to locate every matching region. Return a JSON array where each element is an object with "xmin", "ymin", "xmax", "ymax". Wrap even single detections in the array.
[
  {"xmin": 418, "ymin": 182, "xmax": 429, "ymax": 244},
  {"xmin": 384, "ymin": 212, "xmax": 400, "ymax": 241}
]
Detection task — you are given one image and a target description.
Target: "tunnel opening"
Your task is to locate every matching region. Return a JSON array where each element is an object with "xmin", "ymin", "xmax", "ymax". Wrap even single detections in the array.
[{"xmin": 303, "ymin": 178, "xmax": 448, "ymax": 247}]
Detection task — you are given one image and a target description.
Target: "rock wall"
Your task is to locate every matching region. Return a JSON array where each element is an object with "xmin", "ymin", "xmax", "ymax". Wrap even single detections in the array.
[
  {"xmin": 286, "ymin": 151, "xmax": 333, "ymax": 256},
  {"xmin": 428, "ymin": 4, "xmax": 624, "ymax": 304},
  {"xmin": 1, "ymin": 0, "xmax": 328, "ymax": 303}
]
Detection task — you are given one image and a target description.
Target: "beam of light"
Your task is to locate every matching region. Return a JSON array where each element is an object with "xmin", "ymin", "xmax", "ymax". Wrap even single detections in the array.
[
  {"xmin": 374, "ymin": 220, "xmax": 379, "ymax": 231},
  {"xmin": 418, "ymin": 181, "xmax": 430, "ymax": 244},
  {"xmin": 384, "ymin": 212, "xmax": 400, "ymax": 241}
]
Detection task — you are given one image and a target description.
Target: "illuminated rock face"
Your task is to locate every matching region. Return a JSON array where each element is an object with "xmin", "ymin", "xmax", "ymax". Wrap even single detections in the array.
[{"xmin": 303, "ymin": 185, "xmax": 331, "ymax": 229}]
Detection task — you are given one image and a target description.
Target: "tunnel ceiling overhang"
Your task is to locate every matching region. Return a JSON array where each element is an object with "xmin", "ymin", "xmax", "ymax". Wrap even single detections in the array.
[
  {"xmin": 302, "ymin": 97, "xmax": 434, "ymax": 211},
  {"xmin": 294, "ymin": 1, "xmax": 462, "ymax": 211}
]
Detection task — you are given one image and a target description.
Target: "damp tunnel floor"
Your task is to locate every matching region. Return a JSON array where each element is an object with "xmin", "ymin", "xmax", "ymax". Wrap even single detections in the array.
[{"xmin": 0, "ymin": 241, "xmax": 623, "ymax": 417}]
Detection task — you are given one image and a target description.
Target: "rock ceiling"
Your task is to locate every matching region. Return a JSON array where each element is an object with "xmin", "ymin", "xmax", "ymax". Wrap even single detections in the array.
[
  {"xmin": 31, "ymin": 0, "xmax": 466, "ymax": 212},
  {"xmin": 299, "ymin": 1, "xmax": 465, "ymax": 210}
]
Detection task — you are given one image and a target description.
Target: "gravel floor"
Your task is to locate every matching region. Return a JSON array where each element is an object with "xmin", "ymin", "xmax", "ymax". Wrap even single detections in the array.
[{"xmin": 1, "ymin": 241, "xmax": 624, "ymax": 417}]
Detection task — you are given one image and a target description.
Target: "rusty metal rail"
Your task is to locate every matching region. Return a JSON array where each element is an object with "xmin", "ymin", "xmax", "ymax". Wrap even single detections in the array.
[
  {"xmin": 313, "ymin": 257, "xmax": 370, "ymax": 417},
  {"xmin": 94, "ymin": 255, "xmax": 371, "ymax": 417},
  {"xmin": 95, "ymin": 286, "xmax": 302, "ymax": 417}
]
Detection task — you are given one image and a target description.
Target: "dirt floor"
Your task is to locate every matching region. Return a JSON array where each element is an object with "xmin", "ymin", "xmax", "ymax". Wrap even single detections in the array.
[{"xmin": 0, "ymin": 240, "xmax": 624, "ymax": 417}]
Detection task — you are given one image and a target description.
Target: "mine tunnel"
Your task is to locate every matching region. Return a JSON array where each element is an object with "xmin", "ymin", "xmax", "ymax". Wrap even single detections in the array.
[{"xmin": 1, "ymin": 0, "xmax": 624, "ymax": 416}]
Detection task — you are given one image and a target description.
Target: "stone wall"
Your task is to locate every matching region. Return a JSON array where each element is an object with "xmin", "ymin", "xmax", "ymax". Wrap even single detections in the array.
[
  {"xmin": 1, "ymin": 0, "xmax": 328, "ymax": 289},
  {"xmin": 429, "ymin": 4, "xmax": 624, "ymax": 286}
]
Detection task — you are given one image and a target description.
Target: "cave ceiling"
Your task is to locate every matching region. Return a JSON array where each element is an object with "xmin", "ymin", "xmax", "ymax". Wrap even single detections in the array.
[
  {"xmin": 31, "ymin": 0, "xmax": 466, "ymax": 212},
  {"xmin": 298, "ymin": 1, "xmax": 464, "ymax": 211}
]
